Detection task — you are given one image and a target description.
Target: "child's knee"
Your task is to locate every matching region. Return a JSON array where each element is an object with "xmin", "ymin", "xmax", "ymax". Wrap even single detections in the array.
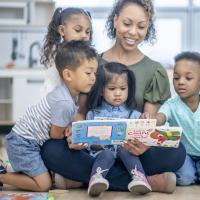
[
  {"xmin": 100, "ymin": 150, "xmax": 115, "ymax": 161},
  {"xmin": 34, "ymin": 173, "xmax": 52, "ymax": 192},
  {"xmin": 176, "ymin": 172, "xmax": 197, "ymax": 186},
  {"xmin": 117, "ymin": 146, "xmax": 129, "ymax": 156}
]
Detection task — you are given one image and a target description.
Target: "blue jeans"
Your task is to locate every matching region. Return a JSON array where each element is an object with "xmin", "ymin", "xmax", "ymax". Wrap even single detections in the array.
[
  {"xmin": 176, "ymin": 154, "xmax": 200, "ymax": 186},
  {"xmin": 6, "ymin": 130, "xmax": 48, "ymax": 177}
]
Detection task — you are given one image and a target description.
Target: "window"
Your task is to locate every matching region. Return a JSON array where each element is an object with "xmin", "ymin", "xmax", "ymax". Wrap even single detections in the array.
[
  {"xmin": 140, "ymin": 19, "xmax": 182, "ymax": 68},
  {"xmin": 154, "ymin": 0, "xmax": 189, "ymax": 7},
  {"xmin": 194, "ymin": 0, "xmax": 200, "ymax": 6},
  {"xmin": 92, "ymin": 18, "xmax": 113, "ymax": 53},
  {"xmin": 55, "ymin": 0, "xmax": 114, "ymax": 8}
]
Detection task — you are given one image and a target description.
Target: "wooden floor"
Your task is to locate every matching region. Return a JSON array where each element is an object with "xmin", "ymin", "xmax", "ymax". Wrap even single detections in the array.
[{"xmin": 1, "ymin": 186, "xmax": 199, "ymax": 200}]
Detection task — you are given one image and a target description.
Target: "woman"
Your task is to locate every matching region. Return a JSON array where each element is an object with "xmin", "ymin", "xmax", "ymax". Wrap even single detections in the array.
[{"xmin": 41, "ymin": 0, "xmax": 186, "ymax": 193}]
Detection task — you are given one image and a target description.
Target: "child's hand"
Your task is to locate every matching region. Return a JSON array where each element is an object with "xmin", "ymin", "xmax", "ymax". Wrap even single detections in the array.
[
  {"xmin": 65, "ymin": 126, "xmax": 88, "ymax": 150},
  {"xmin": 65, "ymin": 123, "xmax": 72, "ymax": 137},
  {"xmin": 122, "ymin": 139, "xmax": 150, "ymax": 156}
]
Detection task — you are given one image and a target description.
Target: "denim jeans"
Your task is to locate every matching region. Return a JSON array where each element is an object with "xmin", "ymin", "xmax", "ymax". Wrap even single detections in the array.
[{"xmin": 176, "ymin": 154, "xmax": 200, "ymax": 185}]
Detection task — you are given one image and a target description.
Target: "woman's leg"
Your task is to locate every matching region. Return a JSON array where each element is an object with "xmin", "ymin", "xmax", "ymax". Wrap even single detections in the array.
[
  {"xmin": 41, "ymin": 140, "xmax": 186, "ymax": 191},
  {"xmin": 41, "ymin": 139, "xmax": 131, "ymax": 191},
  {"xmin": 41, "ymin": 139, "xmax": 94, "ymax": 183},
  {"xmin": 139, "ymin": 143, "xmax": 186, "ymax": 193},
  {"xmin": 140, "ymin": 143, "xmax": 186, "ymax": 175}
]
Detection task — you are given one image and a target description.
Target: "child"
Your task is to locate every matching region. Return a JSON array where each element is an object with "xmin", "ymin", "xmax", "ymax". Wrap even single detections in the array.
[
  {"xmin": 86, "ymin": 62, "xmax": 152, "ymax": 196},
  {"xmin": 40, "ymin": 7, "xmax": 92, "ymax": 96},
  {"xmin": 0, "ymin": 41, "xmax": 98, "ymax": 191},
  {"xmin": 153, "ymin": 51, "xmax": 200, "ymax": 186}
]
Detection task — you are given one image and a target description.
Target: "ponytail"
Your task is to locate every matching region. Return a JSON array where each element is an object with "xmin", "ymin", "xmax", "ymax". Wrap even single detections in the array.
[{"xmin": 41, "ymin": 7, "xmax": 63, "ymax": 67}]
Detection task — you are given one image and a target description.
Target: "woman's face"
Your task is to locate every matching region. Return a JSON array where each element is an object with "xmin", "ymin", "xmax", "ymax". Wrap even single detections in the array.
[
  {"xmin": 114, "ymin": 3, "xmax": 149, "ymax": 51},
  {"xmin": 59, "ymin": 14, "xmax": 91, "ymax": 42}
]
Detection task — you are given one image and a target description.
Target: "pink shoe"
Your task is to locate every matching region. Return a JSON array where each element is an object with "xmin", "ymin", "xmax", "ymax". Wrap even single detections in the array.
[
  {"xmin": 88, "ymin": 167, "xmax": 109, "ymax": 197},
  {"xmin": 128, "ymin": 167, "xmax": 152, "ymax": 195}
]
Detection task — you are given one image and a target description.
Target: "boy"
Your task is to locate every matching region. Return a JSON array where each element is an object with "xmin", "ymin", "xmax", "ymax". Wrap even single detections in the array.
[
  {"xmin": 0, "ymin": 41, "xmax": 98, "ymax": 191},
  {"xmin": 154, "ymin": 51, "xmax": 200, "ymax": 186}
]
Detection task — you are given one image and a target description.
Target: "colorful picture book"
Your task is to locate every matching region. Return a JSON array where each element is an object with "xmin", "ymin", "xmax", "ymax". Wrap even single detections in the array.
[
  {"xmin": 0, "ymin": 192, "xmax": 52, "ymax": 200},
  {"xmin": 72, "ymin": 119, "xmax": 182, "ymax": 148}
]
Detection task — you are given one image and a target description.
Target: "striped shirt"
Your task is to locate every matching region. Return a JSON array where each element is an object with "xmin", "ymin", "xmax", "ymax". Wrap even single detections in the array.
[{"xmin": 13, "ymin": 83, "xmax": 78, "ymax": 146}]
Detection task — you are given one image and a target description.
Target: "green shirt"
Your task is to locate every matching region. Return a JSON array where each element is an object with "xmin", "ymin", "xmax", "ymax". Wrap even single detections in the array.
[{"xmin": 98, "ymin": 55, "xmax": 171, "ymax": 112}]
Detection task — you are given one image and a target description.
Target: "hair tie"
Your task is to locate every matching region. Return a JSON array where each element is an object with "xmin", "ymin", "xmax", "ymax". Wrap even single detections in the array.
[{"xmin": 58, "ymin": 7, "xmax": 63, "ymax": 24}]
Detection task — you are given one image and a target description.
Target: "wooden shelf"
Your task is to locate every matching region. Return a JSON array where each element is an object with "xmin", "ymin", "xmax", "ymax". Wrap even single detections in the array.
[
  {"xmin": 0, "ymin": 99, "xmax": 12, "ymax": 104},
  {"xmin": 0, "ymin": 120, "xmax": 14, "ymax": 126}
]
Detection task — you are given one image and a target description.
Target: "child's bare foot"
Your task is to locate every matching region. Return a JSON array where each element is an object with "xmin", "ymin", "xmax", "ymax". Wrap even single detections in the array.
[{"xmin": 55, "ymin": 173, "xmax": 83, "ymax": 189}]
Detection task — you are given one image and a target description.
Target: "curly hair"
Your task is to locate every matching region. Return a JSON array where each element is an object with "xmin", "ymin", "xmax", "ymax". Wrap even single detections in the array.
[
  {"xmin": 175, "ymin": 51, "xmax": 200, "ymax": 65},
  {"xmin": 40, "ymin": 7, "xmax": 92, "ymax": 67},
  {"xmin": 106, "ymin": 0, "xmax": 156, "ymax": 44}
]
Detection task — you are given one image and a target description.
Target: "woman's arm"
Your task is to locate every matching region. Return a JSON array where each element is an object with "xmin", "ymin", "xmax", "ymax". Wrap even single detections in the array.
[{"xmin": 143, "ymin": 102, "xmax": 161, "ymax": 116}]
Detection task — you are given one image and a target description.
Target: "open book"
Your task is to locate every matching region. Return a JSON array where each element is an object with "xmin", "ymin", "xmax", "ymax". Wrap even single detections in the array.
[{"xmin": 72, "ymin": 119, "xmax": 182, "ymax": 148}]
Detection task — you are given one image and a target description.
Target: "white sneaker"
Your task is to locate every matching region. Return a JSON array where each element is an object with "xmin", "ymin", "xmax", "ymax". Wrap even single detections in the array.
[
  {"xmin": 88, "ymin": 167, "xmax": 109, "ymax": 197},
  {"xmin": 128, "ymin": 167, "xmax": 152, "ymax": 195}
]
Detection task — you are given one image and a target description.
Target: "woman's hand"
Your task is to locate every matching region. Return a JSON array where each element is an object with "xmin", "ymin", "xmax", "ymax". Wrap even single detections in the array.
[
  {"xmin": 65, "ymin": 124, "xmax": 88, "ymax": 150},
  {"xmin": 122, "ymin": 139, "xmax": 150, "ymax": 156},
  {"xmin": 140, "ymin": 112, "xmax": 150, "ymax": 119}
]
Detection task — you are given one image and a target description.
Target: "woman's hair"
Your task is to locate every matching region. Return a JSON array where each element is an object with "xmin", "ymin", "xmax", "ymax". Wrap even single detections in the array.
[
  {"xmin": 87, "ymin": 62, "xmax": 137, "ymax": 110},
  {"xmin": 106, "ymin": 0, "xmax": 156, "ymax": 43},
  {"xmin": 41, "ymin": 7, "xmax": 92, "ymax": 67},
  {"xmin": 175, "ymin": 51, "xmax": 200, "ymax": 65},
  {"xmin": 55, "ymin": 40, "xmax": 97, "ymax": 78}
]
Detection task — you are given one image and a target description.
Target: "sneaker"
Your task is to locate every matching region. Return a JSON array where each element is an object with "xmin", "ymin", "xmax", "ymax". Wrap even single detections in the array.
[
  {"xmin": 88, "ymin": 167, "xmax": 109, "ymax": 197},
  {"xmin": 0, "ymin": 160, "xmax": 7, "ymax": 188},
  {"xmin": 128, "ymin": 167, "xmax": 152, "ymax": 195},
  {"xmin": 147, "ymin": 172, "xmax": 176, "ymax": 193}
]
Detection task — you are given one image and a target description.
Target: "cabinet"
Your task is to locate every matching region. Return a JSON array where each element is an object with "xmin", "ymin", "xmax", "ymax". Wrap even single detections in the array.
[
  {"xmin": 0, "ymin": 1, "xmax": 27, "ymax": 25},
  {"xmin": 0, "ymin": 78, "xmax": 12, "ymax": 123},
  {"xmin": 0, "ymin": 0, "xmax": 55, "ymax": 26},
  {"xmin": 0, "ymin": 69, "xmax": 44, "ymax": 124},
  {"xmin": 29, "ymin": 0, "xmax": 55, "ymax": 26}
]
